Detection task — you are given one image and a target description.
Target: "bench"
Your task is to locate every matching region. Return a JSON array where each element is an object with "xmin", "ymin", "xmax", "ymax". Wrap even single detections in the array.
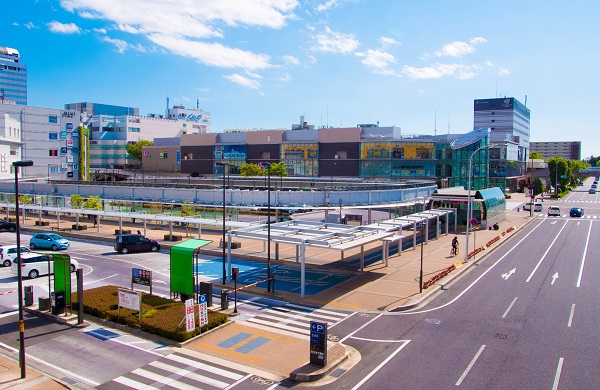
[{"xmin": 51, "ymin": 227, "xmax": 72, "ymax": 233}]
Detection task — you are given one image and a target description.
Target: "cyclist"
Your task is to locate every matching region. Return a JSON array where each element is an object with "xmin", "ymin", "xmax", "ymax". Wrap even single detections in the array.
[{"xmin": 451, "ymin": 236, "xmax": 459, "ymax": 256}]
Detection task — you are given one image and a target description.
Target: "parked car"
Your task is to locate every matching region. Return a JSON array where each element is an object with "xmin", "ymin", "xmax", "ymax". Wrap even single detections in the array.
[
  {"xmin": 590, "ymin": 189, "xmax": 597, "ymax": 194},
  {"xmin": 29, "ymin": 233, "xmax": 70, "ymax": 251},
  {"xmin": 547, "ymin": 207, "xmax": 561, "ymax": 217},
  {"xmin": 11, "ymin": 253, "xmax": 78, "ymax": 279},
  {"xmin": 0, "ymin": 245, "xmax": 30, "ymax": 267},
  {"xmin": 0, "ymin": 219, "xmax": 17, "ymax": 232},
  {"xmin": 114, "ymin": 234, "xmax": 160, "ymax": 254},
  {"xmin": 570, "ymin": 207, "xmax": 584, "ymax": 217}
]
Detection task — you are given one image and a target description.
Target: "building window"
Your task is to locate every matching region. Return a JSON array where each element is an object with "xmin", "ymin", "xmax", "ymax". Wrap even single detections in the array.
[
  {"xmin": 49, "ymin": 115, "xmax": 58, "ymax": 123},
  {"xmin": 49, "ymin": 132, "xmax": 58, "ymax": 140}
]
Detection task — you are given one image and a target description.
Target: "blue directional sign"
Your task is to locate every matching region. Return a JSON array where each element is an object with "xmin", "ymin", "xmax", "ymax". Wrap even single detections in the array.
[{"xmin": 310, "ymin": 321, "xmax": 327, "ymax": 367}]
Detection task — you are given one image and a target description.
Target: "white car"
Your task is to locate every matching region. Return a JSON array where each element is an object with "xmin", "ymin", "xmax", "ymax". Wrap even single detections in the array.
[
  {"xmin": 523, "ymin": 202, "xmax": 543, "ymax": 212},
  {"xmin": 0, "ymin": 245, "xmax": 31, "ymax": 267},
  {"xmin": 11, "ymin": 253, "xmax": 78, "ymax": 279},
  {"xmin": 547, "ymin": 206, "xmax": 561, "ymax": 217}
]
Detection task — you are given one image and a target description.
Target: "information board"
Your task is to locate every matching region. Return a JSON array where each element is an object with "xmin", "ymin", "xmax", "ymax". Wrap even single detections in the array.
[
  {"xmin": 198, "ymin": 294, "xmax": 208, "ymax": 326},
  {"xmin": 118, "ymin": 289, "xmax": 140, "ymax": 311},
  {"xmin": 310, "ymin": 321, "xmax": 327, "ymax": 367}
]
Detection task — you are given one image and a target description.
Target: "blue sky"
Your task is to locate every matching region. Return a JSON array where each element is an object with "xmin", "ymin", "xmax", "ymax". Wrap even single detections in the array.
[{"xmin": 4, "ymin": 0, "xmax": 600, "ymax": 158}]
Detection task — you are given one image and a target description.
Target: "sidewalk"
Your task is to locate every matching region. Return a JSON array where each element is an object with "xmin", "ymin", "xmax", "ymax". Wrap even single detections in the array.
[{"xmin": 9, "ymin": 191, "xmax": 536, "ymax": 384}]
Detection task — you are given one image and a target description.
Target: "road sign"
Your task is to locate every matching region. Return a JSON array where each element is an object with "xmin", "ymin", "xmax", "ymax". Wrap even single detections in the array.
[
  {"xmin": 310, "ymin": 321, "xmax": 327, "ymax": 367},
  {"xmin": 470, "ymin": 218, "xmax": 478, "ymax": 227}
]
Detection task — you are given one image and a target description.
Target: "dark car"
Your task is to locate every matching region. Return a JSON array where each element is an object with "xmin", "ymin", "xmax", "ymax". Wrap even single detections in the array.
[
  {"xmin": 570, "ymin": 207, "xmax": 584, "ymax": 217},
  {"xmin": 0, "ymin": 219, "xmax": 16, "ymax": 232},
  {"xmin": 114, "ymin": 234, "xmax": 160, "ymax": 254}
]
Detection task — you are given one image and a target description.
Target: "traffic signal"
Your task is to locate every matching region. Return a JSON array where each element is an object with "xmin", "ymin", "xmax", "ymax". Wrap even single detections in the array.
[{"xmin": 232, "ymin": 267, "xmax": 239, "ymax": 281}]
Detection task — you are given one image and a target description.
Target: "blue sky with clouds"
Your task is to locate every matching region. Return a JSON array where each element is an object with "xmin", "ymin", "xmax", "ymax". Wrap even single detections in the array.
[{"xmin": 4, "ymin": 0, "xmax": 600, "ymax": 158}]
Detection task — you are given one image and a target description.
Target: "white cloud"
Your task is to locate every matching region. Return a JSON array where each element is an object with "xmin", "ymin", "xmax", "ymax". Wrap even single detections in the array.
[
  {"xmin": 12, "ymin": 22, "xmax": 19, "ymax": 26},
  {"xmin": 59, "ymin": 0, "xmax": 299, "ymax": 69},
  {"xmin": 356, "ymin": 49, "xmax": 398, "ymax": 76},
  {"xmin": 25, "ymin": 22, "xmax": 39, "ymax": 29},
  {"xmin": 282, "ymin": 55, "xmax": 300, "ymax": 66},
  {"xmin": 148, "ymin": 33, "xmax": 271, "ymax": 70},
  {"xmin": 316, "ymin": 0, "xmax": 339, "ymax": 12},
  {"xmin": 224, "ymin": 73, "xmax": 261, "ymax": 89},
  {"xmin": 275, "ymin": 72, "xmax": 292, "ymax": 82},
  {"xmin": 379, "ymin": 36, "xmax": 399, "ymax": 47},
  {"xmin": 403, "ymin": 63, "xmax": 478, "ymax": 79},
  {"xmin": 498, "ymin": 67, "xmax": 511, "ymax": 76},
  {"xmin": 314, "ymin": 26, "xmax": 359, "ymax": 53},
  {"xmin": 47, "ymin": 20, "xmax": 82, "ymax": 34},
  {"xmin": 435, "ymin": 36, "xmax": 486, "ymax": 57},
  {"xmin": 308, "ymin": 55, "xmax": 317, "ymax": 63},
  {"xmin": 102, "ymin": 36, "xmax": 128, "ymax": 53},
  {"xmin": 93, "ymin": 27, "xmax": 106, "ymax": 34}
]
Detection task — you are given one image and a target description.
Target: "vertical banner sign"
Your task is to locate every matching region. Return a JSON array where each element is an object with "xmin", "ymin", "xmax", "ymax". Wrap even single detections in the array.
[
  {"xmin": 198, "ymin": 294, "xmax": 208, "ymax": 326},
  {"xmin": 185, "ymin": 299, "xmax": 195, "ymax": 332},
  {"xmin": 310, "ymin": 321, "xmax": 327, "ymax": 367}
]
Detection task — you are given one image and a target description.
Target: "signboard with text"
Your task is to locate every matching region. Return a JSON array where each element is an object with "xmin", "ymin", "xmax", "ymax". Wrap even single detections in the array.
[
  {"xmin": 132, "ymin": 268, "xmax": 152, "ymax": 286},
  {"xmin": 310, "ymin": 321, "xmax": 327, "ymax": 367},
  {"xmin": 198, "ymin": 294, "xmax": 208, "ymax": 326},
  {"xmin": 118, "ymin": 288, "xmax": 140, "ymax": 311},
  {"xmin": 185, "ymin": 299, "xmax": 195, "ymax": 332}
]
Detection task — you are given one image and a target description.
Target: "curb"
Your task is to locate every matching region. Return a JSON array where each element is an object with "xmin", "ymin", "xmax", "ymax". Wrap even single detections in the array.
[
  {"xmin": 23, "ymin": 306, "xmax": 90, "ymax": 328},
  {"xmin": 388, "ymin": 217, "xmax": 537, "ymax": 312},
  {"xmin": 289, "ymin": 344, "xmax": 350, "ymax": 382}
]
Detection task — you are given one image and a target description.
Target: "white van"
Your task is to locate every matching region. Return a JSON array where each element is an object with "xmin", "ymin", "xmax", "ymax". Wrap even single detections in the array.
[
  {"xmin": 523, "ymin": 202, "xmax": 543, "ymax": 212},
  {"xmin": 11, "ymin": 253, "xmax": 78, "ymax": 279}
]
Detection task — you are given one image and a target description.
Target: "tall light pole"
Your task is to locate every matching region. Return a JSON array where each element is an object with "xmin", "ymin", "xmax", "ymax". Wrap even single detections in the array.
[
  {"xmin": 13, "ymin": 159, "xmax": 33, "ymax": 379},
  {"xmin": 216, "ymin": 162, "xmax": 228, "ymax": 284},
  {"xmin": 529, "ymin": 157, "xmax": 533, "ymax": 217},
  {"xmin": 465, "ymin": 145, "xmax": 490, "ymax": 263},
  {"xmin": 263, "ymin": 162, "xmax": 272, "ymax": 292},
  {"xmin": 419, "ymin": 221, "xmax": 425, "ymax": 293}
]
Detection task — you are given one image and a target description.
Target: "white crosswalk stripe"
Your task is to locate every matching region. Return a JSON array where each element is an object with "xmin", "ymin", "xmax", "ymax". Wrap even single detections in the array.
[
  {"xmin": 247, "ymin": 302, "xmax": 350, "ymax": 335},
  {"xmin": 97, "ymin": 352, "xmax": 248, "ymax": 390}
]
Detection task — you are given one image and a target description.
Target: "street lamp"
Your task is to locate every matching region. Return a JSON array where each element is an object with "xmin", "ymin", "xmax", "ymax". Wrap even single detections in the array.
[
  {"xmin": 465, "ymin": 145, "xmax": 491, "ymax": 263},
  {"xmin": 418, "ymin": 221, "xmax": 425, "ymax": 293},
  {"xmin": 263, "ymin": 162, "xmax": 272, "ymax": 292},
  {"xmin": 216, "ymin": 162, "xmax": 229, "ymax": 284},
  {"xmin": 13, "ymin": 159, "xmax": 33, "ymax": 379}
]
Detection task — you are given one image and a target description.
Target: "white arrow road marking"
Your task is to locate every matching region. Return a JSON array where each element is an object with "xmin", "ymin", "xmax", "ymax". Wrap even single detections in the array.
[
  {"xmin": 551, "ymin": 272, "xmax": 559, "ymax": 285},
  {"xmin": 154, "ymin": 280, "xmax": 167, "ymax": 284},
  {"xmin": 551, "ymin": 221, "xmax": 557, "ymax": 225},
  {"xmin": 501, "ymin": 268, "xmax": 516, "ymax": 280}
]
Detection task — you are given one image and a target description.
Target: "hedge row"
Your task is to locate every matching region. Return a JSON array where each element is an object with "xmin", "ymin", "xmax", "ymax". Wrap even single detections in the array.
[{"xmin": 71, "ymin": 285, "xmax": 228, "ymax": 342}]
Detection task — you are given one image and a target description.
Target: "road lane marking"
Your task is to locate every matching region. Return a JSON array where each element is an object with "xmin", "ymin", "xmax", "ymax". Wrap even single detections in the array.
[
  {"xmin": 551, "ymin": 272, "xmax": 559, "ymax": 285},
  {"xmin": 329, "ymin": 311, "xmax": 357, "ymax": 329},
  {"xmin": 552, "ymin": 358, "xmax": 564, "ymax": 390},
  {"xmin": 576, "ymin": 222, "xmax": 593, "ymax": 287},
  {"xmin": 567, "ymin": 304, "xmax": 576, "ymax": 328},
  {"xmin": 350, "ymin": 340, "xmax": 410, "ymax": 390},
  {"xmin": 526, "ymin": 222, "xmax": 569, "ymax": 283},
  {"xmin": 340, "ymin": 313, "xmax": 383, "ymax": 343},
  {"xmin": 83, "ymin": 273, "xmax": 119, "ymax": 286},
  {"xmin": 401, "ymin": 221, "xmax": 544, "ymax": 315},
  {"xmin": 350, "ymin": 337, "xmax": 410, "ymax": 343},
  {"xmin": 455, "ymin": 344, "xmax": 486, "ymax": 386},
  {"xmin": 502, "ymin": 297, "xmax": 518, "ymax": 319},
  {"xmin": 501, "ymin": 268, "xmax": 516, "ymax": 280}
]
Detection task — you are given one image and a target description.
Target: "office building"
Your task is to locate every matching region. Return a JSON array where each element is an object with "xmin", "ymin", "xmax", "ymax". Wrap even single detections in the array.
[
  {"xmin": 474, "ymin": 97, "xmax": 530, "ymax": 192},
  {"xmin": 0, "ymin": 46, "xmax": 27, "ymax": 105},
  {"xmin": 530, "ymin": 141, "xmax": 581, "ymax": 161}
]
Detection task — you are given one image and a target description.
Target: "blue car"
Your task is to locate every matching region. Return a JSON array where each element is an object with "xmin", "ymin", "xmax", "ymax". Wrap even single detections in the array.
[{"xmin": 29, "ymin": 233, "xmax": 70, "ymax": 251}]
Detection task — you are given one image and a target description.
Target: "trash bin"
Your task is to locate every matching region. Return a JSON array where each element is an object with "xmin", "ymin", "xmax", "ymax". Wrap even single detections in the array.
[
  {"xmin": 51, "ymin": 291, "xmax": 65, "ymax": 315},
  {"xmin": 200, "ymin": 282, "xmax": 213, "ymax": 307},
  {"xmin": 180, "ymin": 293, "xmax": 192, "ymax": 303},
  {"xmin": 220, "ymin": 290, "xmax": 229, "ymax": 310},
  {"xmin": 24, "ymin": 286, "xmax": 34, "ymax": 307},
  {"xmin": 38, "ymin": 297, "xmax": 51, "ymax": 311}
]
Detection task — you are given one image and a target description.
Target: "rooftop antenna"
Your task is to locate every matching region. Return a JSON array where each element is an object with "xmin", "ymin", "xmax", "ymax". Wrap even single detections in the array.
[
  {"xmin": 434, "ymin": 109, "xmax": 438, "ymax": 136},
  {"xmin": 197, "ymin": 97, "xmax": 199, "ymax": 110},
  {"xmin": 524, "ymin": 94, "xmax": 528, "ymax": 107},
  {"xmin": 166, "ymin": 96, "xmax": 169, "ymax": 110}
]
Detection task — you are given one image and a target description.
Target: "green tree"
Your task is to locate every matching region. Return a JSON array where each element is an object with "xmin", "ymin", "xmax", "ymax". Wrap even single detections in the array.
[
  {"xmin": 18, "ymin": 195, "xmax": 32, "ymax": 204},
  {"xmin": 548, "ymin": 157, "xmax": 570, "ymax": 194},
  {"xmin": 70, "ymin": 194, "xmax": 85, "ymax": 208},
  {"xmin": 181, "ymin": 202, "xmax": 196, "ymax": 217},
  {"xmin": 239, "ymin": 163, "xmax": 261, "ymax": 176},
  {"xmin": 126, "ymin": 140, "xmax": 154, "ymax": 162},
  {"xmin": 83, "ymin": 196, "xmax": 103, "ymax": 210},
  {"xmin": 530, "ymin": 152, "xmax": 543, "ymax": 160}
]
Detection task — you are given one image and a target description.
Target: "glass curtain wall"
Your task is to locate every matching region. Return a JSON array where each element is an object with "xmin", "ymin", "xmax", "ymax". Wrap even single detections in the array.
[
  {"xmin": 450, "ymin": 135, "xmax": 490, "ymax": 190},
  {"xmin": 281, "ymin": 143, "xmax": 319, "ymax": 176},
  {"xmin": 359, "ymin": 141, "xmax": 436, "ymax": 179}
]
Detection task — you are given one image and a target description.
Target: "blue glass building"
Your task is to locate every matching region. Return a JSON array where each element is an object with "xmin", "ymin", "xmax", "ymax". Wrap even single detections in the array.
[{"xmin": 0, "ymin": 46, "xmax": 27, "ymax": 105}]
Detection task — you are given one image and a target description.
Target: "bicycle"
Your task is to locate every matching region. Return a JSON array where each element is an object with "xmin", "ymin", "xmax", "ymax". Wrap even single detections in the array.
[{"xmin": 450, "ymin": 245, "xmax": 459, "ymax": 257}]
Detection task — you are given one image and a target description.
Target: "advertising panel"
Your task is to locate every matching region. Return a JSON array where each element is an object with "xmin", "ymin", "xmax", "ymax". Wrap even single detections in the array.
[{"xmin": 186, "ymin": 299, "xmax": 195, "ymax": 332}]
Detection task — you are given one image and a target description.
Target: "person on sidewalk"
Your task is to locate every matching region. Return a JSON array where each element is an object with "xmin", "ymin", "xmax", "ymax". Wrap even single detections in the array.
[{"xmin": 451, "ymin": 236, "xmax": 459, "ymax": 256}]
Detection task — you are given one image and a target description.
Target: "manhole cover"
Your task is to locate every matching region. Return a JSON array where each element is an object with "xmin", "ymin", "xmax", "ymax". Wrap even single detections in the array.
[
  {"xmin": 330, "ymin": 369, "xmax": 346, "ymax": 378},
  {"xmin": 425, "ymin": 318, "xmax": 441, "ymax": 325},
  {"xmin": 495, "ymin": 333, "xmax": 508, "ymax": 340}
]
